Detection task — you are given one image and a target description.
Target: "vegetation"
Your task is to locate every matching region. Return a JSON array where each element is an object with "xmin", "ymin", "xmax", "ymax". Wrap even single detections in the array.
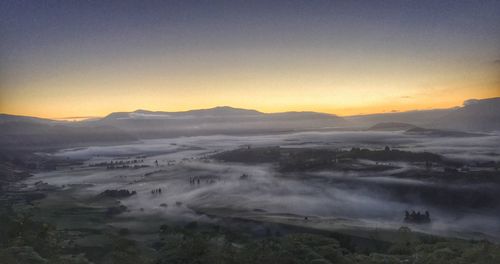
[
  {"xmin": 1, "ymin": 199, "xmax": 500, "ymax": 264},
  {"xmin": 2, "ymin": 147, "xmax": 499, "ymax": 264},
  {"xmin": 153, "ymin": 223, "xmax": 500, "ymax": 264},
  {"xmin": 213, "ymin": 146, "xmax": 443, "ymax": 172}
]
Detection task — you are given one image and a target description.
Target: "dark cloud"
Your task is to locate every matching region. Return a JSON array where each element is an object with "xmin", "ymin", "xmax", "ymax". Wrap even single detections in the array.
[{"xmin": 463, "ymin": 99, "xmax": 479, "ymax": 106}]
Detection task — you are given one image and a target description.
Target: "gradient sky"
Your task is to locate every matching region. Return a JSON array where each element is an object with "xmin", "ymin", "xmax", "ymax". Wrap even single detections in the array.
[{"xmin": 1, "ymin": 0, "xmax": 499, "ymax": 119}]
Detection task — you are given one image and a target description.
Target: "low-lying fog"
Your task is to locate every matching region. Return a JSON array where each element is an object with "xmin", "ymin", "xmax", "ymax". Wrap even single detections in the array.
[{"xmin": 28, "ymin": 131, "xmax": 500, "ymax": 241}]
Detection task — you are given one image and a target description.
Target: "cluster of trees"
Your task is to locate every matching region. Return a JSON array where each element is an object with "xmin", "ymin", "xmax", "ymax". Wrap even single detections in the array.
[
  {"xmin": 99, "ymin": 189, "xmax": 137, "ymax": 198},
  {"xmin": 404, "ymin": 211, "xmax": 431, "ymax": 224},
  {"xmin": 0, "ymin": 205, "xmax": 90, "ymax": 264},
  {"xmin": 213, "ymin": 146, "xmax": 282, "ymax": 163},
  {"xmin": 152, "ymin": 223, "xmax": 500, "ymax": 264},
  {"xmin": 0, "ymin": 204, "xmax": 155, "ymax": 264},
  {"xmin": 214, "ymin": 146, "xmax": 445, "ymax": 172},
  {"xmin": 279, "ymin": 149, "xmax": 338, "ymax": 172},
  {"xmin": 344, "ymin": 147, "xmax": 442, "ymax": 163},
  {"xmin": 90, "ymin": 159, "xmax": 147, "ymax": 170}
]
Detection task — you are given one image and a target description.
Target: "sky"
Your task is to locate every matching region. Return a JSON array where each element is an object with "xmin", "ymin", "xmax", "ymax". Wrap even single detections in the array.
[{"xmin": 1, "ymin": 0, "xmax": 499, "ymax": 119}]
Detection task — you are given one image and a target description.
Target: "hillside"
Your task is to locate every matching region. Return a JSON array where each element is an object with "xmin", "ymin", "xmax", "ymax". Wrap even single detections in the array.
[
  {"xmin": 0, "ymin": 118, "xmax": 136, "ymax": 150},
  {"xmin": 93, "ymin": 107, "xmax": 349, "ymax": 138},
  {"xmin": 347, "ymin": 97, "xmax": 500, "ymax": 132},
  {"xmin": 430, "ymin": 97, "xmax": 500, "ymax": 131}
]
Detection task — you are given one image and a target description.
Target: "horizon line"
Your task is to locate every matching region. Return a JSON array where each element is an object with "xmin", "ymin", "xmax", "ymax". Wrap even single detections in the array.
[{"xmin": 0, "ymin": 103, "xmax": 477, "ymax": 122}]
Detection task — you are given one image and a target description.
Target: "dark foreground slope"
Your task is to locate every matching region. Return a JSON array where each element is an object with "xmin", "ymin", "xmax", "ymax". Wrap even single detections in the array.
[{"xmin": 2, "ymin": 177, "xmax": 500, "ymax": 264}]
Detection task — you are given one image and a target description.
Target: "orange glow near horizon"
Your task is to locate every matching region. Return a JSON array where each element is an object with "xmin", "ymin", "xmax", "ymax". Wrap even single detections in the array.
[
  {"xmin": 1, "ymin": 43, "xmax": 498, "ymax": 119},
  {"xmin": 1, "ymin": 1, "xmax": 499, "ymax": 120},
  {"xmin": 1, "ymin": 57, "xmax": 498, "ymax": 119},
  {"xmin": 0, "ymin": 85, "xmax": 500, "ymax": 121}
]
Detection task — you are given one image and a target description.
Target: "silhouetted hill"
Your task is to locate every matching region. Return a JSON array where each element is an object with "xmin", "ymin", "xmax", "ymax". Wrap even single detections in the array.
[
  {"xmin": 0, "ymin": 117, "xmax": 136, "ymax": 150},
  {"xmin": 1, "ymin": 97, "xmax": 498, "ymax": 150},
  {"xmin": 103, "ymin": 106, "xmax": 263, "ymax": 120},
  {"xmin": 430, "ymin": 97, "xmax": 500, "ymax": 131},
  {"xmin": 345, "ymin": 109, "xmax": 453, "ymax": 128},
  {"xmin": 367, "ymin": 122, "xmax": 487, "ymax": 137},
  {"xmin": 96, "ymin": 106, "xmax": 348, "ymax": 138},
  {"xmin": 346, "ymin": 97, "xmax": 500, "ymax": 132},
  {"xmin": 0, "ymin": 107, "xmax": 348, "ymax": 149},
  {"xmin": 0, "ymin": 114, "xmax": 58, "ymax": 125}
]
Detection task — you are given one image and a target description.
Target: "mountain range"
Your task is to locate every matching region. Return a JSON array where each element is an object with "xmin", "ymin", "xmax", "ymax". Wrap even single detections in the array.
[{"xmin": 1, "ymin": 97, "xmax": 499, "ymax": 150}]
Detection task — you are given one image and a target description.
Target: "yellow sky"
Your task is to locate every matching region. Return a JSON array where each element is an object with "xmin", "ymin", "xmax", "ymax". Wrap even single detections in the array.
[
  {"xmin": 1, "ymin": 82, "xmax": 498, "ymax": 119},
  {"xmin": 1, "ymin": 55, "xmax": 498, "ymax": 119},
  {"xmin": 1, "ymin": 41, "xmax": 499, "ymax": 119},
  {"xmin": 2, "ymin": 0, "xmax": 499, "ymax": 120}
]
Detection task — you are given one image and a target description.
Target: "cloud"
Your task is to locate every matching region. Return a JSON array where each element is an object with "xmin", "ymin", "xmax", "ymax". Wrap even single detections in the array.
[
  {"xmin": 463, "ymin": 99, "xmax": 479, "ymax": 106},
  {"xmin": 32, "ymin": 130, "xmax": 500, "ymax": 240}
]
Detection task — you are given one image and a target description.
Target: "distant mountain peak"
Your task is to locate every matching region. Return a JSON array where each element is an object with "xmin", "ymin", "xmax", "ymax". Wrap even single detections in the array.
[
  {"xmin": 187, "ymin": 106, "xmax": 263, "ymax": 116},
  {"xmin": 133, "ymin": 109, "xmax": 154, "ymax": 114},
  {"xmin": 212, "ymin": 106, "xmax": 239, "ymax": 110}
]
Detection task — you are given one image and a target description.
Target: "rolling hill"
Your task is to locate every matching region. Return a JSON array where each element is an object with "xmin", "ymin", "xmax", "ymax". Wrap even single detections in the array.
[{"xmin": 1, "ymin": 97, "xmax": 498, "ymax": 150}]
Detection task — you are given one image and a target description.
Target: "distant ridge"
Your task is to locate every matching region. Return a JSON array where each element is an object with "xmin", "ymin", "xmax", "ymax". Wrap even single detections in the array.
[
  {"xmin": 367, "ymin": 122, "xmax": 486, "ymax": 137},
  {"xmin": 430, "ymin": 97, "xmax": 500, "ymax": 131},
  {"xmin": 347, "ymin": 97, "xmax": 500, "ymax": 132},
  {"xmin": 4, "ymin": 97, "xmax": 499, "ymax": 131},
  {"xmin": 95, "ymin": 106, "xmax": 348, "ymax": 138},
  {"xmin": 104, "ymin": 106, "xmax": 263, "ymax": 120},
  {"xmin": 345, "ymin": 108, "xmax": 454, "ymax": 128},
  {"xmin": 0, "ymin": 97, "xmax": 499, "ymax": 150},
  {"xmin": 0, "ymin": 113, "xmax": 60, "ymax": 124},
  {"xmin": 102, "ymin": 106, "xmax": 343, "ymax": 120}
]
